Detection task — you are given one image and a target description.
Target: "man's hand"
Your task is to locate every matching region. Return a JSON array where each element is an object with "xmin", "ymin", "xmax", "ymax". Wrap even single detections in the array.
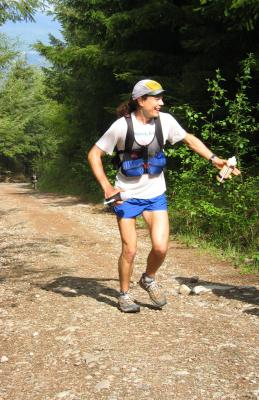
[
  {"xmin": 212, "ymin": 157, "xmax": 241, "ymax": 176},
  {"xmin": 104, "ymin": 188, "xmax": 123, "ymax": 205},
  {"xmin": 87, "ymin": 145, "xmax": 124, "ymax": 205},
  {"xmin": 183, "ymin": 134, "xmax": 241, "ymax": 177}
]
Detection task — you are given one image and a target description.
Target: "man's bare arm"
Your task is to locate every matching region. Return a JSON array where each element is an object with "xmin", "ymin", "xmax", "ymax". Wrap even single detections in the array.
[
  {"xmin": 183, "ymin": 133, "xmax": 241, "ymax": 175},
  {"xmin": 87, "ymin": 145, "xmax": 120, "ymax": 199}
]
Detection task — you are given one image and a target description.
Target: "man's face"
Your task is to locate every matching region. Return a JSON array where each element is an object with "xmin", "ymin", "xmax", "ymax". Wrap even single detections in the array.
[{"xmin": 137, "ymin": 95, "xmax": 164, "ymax": 119}]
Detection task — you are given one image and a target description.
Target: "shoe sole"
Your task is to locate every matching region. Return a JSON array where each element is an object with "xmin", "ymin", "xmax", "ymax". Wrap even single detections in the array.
[{"xmin": 118, "ymin": 305, "xmax": 140, "ymax": 313}]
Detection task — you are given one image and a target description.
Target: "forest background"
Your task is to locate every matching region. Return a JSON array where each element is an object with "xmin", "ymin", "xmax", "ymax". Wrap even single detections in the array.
[{"xmin": 0, "ymin": 0, "xmax": 258, "ymax": 271}]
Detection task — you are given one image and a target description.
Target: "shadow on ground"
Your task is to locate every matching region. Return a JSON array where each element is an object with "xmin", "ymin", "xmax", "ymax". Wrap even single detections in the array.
[
  {"xmin": 6, "ymin": 186, "xmax": 86, "ymax": 207},
  {"xmin": 0, "ymin": 208, "xmax": 22, "ymax": 216},
  {"xmin": 41, "ymin": 276, "xmax": 120, "ymax": 308},
  {"xmin": 4, "ymin": 183, "xmax": 110, "ymax": 212},
  {"xmin": 175, "ymin": 276, "xmax": 259, "ymax": 315},
  {"xmin": 243, "ymin": 308, "xmax": 259, "ymax": 316},
  {"xmin": 41, "ymin": 275, "xmax": 161, "ymax": 311},
  {"xmin": 0, "ymin": 236, "xmax": 73, "ymax": 282}
]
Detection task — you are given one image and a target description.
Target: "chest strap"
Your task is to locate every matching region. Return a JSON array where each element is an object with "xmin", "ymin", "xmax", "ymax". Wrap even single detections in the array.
[{"xmin": 124, "ymin": 115, "xmax": 164, "ymax": 153}]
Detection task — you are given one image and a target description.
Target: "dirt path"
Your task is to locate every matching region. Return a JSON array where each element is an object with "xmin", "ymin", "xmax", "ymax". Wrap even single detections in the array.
[{"xmin": 0, "ymin": 183, "xmax": 258, "ymax": 400}]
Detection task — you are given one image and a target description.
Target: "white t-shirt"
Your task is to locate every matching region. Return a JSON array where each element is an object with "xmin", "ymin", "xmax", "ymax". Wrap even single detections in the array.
[{"xmin": 96, "ymin": 111, "xmax": 187, "ymax": 199}]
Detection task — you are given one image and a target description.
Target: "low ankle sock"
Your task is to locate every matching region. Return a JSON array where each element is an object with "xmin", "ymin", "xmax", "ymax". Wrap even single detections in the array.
[
  {"xmin": 120, "ymin": 291, "xmax": 128, "ymax": 296},
  {"xmin": 143, "ymin": 273, "xmax": 154, "ymax": 283}
]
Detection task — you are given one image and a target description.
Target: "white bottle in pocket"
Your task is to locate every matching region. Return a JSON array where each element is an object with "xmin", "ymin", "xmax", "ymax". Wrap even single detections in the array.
[{"xmin": 103, "ymin": 191, "xmax": 132, "ymax": 205}]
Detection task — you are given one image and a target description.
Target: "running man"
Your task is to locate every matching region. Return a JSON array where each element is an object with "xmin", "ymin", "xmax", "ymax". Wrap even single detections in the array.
[{"xmin": 87, "ymin": 79, "xmax": 240, "ymax": 313}]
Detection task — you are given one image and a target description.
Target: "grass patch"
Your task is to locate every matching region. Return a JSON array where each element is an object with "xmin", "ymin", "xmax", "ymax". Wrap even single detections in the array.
[{"xmin": 175, "ymin": 233, "xmax": 259, "ymax": 274}]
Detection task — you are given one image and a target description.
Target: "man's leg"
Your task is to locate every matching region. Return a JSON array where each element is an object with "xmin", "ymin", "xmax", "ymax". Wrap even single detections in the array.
[
  {"xmin": 116, "ymin": 217, "xmax": 140, "ymax": 312},
  {"xmin": 117, "ymin": 217, "xmax": 137, "ymax": 292},
  {"xmin": 142, "ymin": 210, "xmax": 169, "ymax": 276},
  {"xmin": 139, "ymin": 210, "xmax": 169, "ymax": 307}
]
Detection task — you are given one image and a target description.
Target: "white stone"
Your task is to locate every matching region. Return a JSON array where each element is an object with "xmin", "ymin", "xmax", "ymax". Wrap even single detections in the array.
[
  {"xmin": 159, "ymin": 354, "xmax": 174, "ymax": 361},
  {"xmin": 83, "ymin": 352, "xmax": 102, "ymax": 364},
  {"xmin": 192, "ymin": 285, "xmax": 212, "ymax": 295},
  {"xmin": 174, "ymin": 370, "xmax": 190, "ymax": 376},
  {"xmin": 179, "ymin": 284, "xmax": 192, "ymax": 295},
  {"xmin": 0, "ymin": 356, "xmax": 8, "ymax": 363},
  {"xmin": 95, "ymin": 379, "xmax": 111, "ymax": 391},
  {"xmin": 55, "ymin": 391, "xmax": 72, "ymax": 399}
]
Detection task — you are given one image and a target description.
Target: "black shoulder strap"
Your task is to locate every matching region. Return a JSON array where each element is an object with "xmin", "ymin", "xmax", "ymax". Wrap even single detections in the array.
[
  {"xmin": 123, "ymin": 114, "xmax": 164, "ymax": 153},
  {"xmin": 154, "ymin": 116, "xmax": 164, "ymax": 150},
  {"xmin": 124, "ymin": 115, "xmax": 134, "ymax": 152}
]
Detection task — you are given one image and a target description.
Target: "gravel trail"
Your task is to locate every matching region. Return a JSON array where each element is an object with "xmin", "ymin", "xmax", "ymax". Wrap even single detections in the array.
[{"xmin": 0, "ymin": 183, "xmax": 258, "ymax": 400}]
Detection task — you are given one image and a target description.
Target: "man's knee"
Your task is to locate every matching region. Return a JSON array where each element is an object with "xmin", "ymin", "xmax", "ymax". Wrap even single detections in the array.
[
  {"xmin": 152, "ymin": 243, "xmax": 168, "ymax": 258},
  {"xmin": 122, "ymin": 245, "xmax": 137, "ymax": 262}
]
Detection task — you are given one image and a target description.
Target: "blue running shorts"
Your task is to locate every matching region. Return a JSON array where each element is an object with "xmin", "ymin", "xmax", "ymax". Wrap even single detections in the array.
[{"xmin": 113, "ymin": 193, "xmax": 168, "ymax": 219}]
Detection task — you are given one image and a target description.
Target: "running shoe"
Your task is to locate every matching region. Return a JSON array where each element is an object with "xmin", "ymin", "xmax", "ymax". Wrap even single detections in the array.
[
  {"xmin": 139, "ymin": 274, "xmax": 167, "ymax": 307},
  {"xmin": 118, "ymin": 292, "xmax": 140, "ymax": 313}
]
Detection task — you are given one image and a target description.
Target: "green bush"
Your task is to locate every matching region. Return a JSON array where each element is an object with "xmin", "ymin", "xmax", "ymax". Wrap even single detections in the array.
[
  {"xmin": 166, "ymin": 54, "xmax": 258, "ymax": 268},
  {"xmin": 167, "ymin": 171, "xmax": 258, "ymax": 250}
]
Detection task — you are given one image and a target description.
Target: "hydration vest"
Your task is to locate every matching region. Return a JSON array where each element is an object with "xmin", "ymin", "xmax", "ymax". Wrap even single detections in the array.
[{"xmin": 114, "ymin": 115, "xmax": 167, "ymax": 177}]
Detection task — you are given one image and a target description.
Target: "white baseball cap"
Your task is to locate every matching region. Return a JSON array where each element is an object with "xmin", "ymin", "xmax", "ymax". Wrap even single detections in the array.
[{"xmin": 132, "ymin": 79, "xmax": 165, "ymax": 100}]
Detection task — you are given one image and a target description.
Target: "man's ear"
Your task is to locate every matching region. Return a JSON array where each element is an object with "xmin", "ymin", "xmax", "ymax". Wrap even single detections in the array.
[{"xmin": 136, "ymin": 97, "xmax": 145, "ymax": 107}]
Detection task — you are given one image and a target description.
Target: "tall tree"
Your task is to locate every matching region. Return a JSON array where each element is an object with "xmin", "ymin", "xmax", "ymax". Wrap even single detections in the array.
[
  {"xmin": 0, "ymin": 58, "xmax": 62, "ymax": 174},
  {"xmin": 34, "ymin": 0, "xmax": 258, "ymax": 185},
  {"xmin": 198, "ymin": 0, "xmax": 259, "ymax": 31},
  {"xmin": 0, "ymin": 33, "xmax": 18, "ymax": 71},
  {"xmin": 0, "ymin": 0, "xmax": 44, "ymax": 24},
  {"xmin": 37, "ymin": 1, "xmax": 258, "ymax": 129}
]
